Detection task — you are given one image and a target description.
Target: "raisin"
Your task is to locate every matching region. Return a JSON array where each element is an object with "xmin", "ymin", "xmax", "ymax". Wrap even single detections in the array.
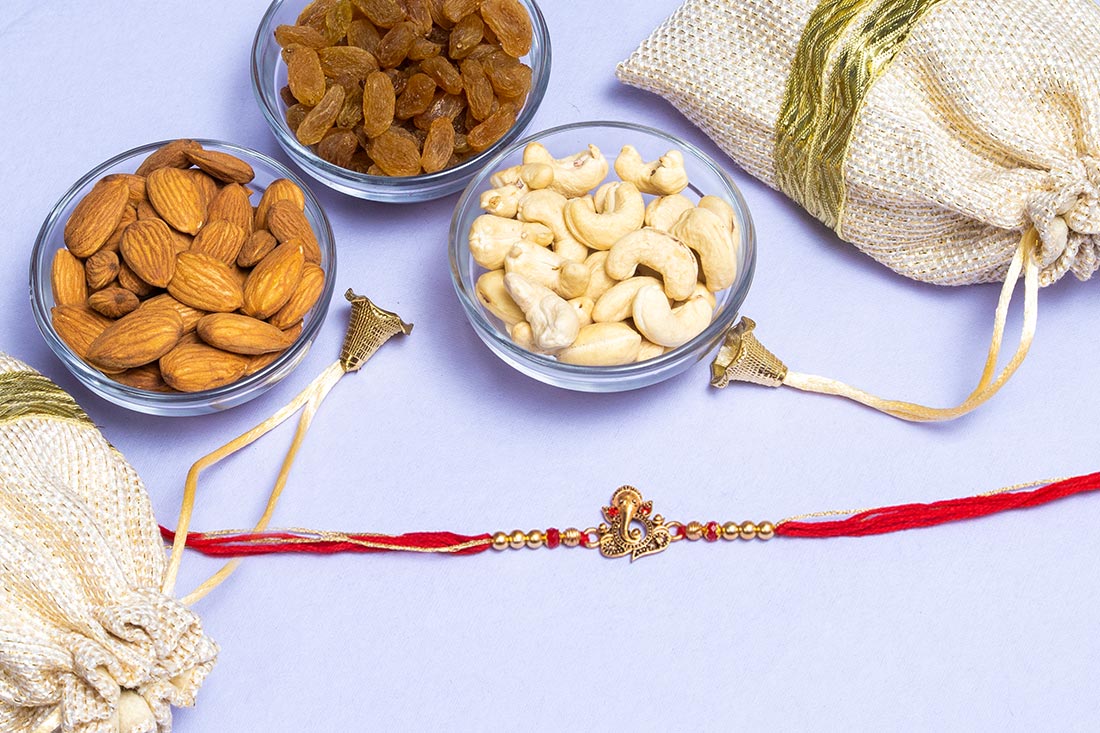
[
  {"xmin": 296, "ymin": 84, "xmax": 345, "ymax": 145},
  {"xmin": 412, "ymin": 91, "xmax": 466, "ymax": 130},
  {"xmin": 298, "ymin": 0, "xmax": 339, "ymax": 26},
  {"xmin": 467, "ymin": 102, "xmax": 515, "ymax": 151},
  {"xmin": 368, "ymin": 128, "xmax": 422, "ymax": 176},
  {"xmin": 465, "ymin": 41, "xmax": 497, "ymax": 60},
  {"xmin": 419, "ymin": 55, "xmax": 463, "ymax": 95},
  {"xmin": 348, "ymin": 150, "xmax": 375, "ymax": 173},
  {"xmin": 318, "ymin": 46, "xmax": 379, "ymax": 80},
  {"xmin": 426, "ymin": 0, "xmax": 454, "ymax": 29},
  {"xmin": 420, "ymin": 118, "xmax": 455, "ymax": 173},
  {"xmin": 347, "ymin": 19, "xmax": 382, "ymax": 54},
  {"xmin": 376, "ymin": 21, "xmax": 418, "ymax": 68},
  {"xmin": 275, "ymin": 24, "xmax": 328, "ymax": 49},
  {"xmin": 400, "ymin": 0, "xmax": 434, "ymax": 35},
  {"xmin": 317, "ymin": 129, "xmax": 360, "ymax": 168},
  {"xmin": 286, "ymin": 46, "xmax": 327, "ymax": 106},
  {"xmin": 459, "ymin": 58, "xmax": 494, "ymax": 121},
  {"xmin": 279, "ymin": 85, "xmax": 297, "ymax": 107},
  {"xmin": 479, "ymin": 0, "xmax": 531, "ymax": 57},
  {"xmin": 408, "ymin": 38, "xmax": 442, "ymax": 60},
  {"xmin": 336, "ymin": 85, "xmax": 365, "ymax": 127},
  {"xmin": 482, "ymin": 52, "xmax": 531, "ymax": 99},
  {"xmin": 324, "ymin": 0, "xmax": 354, "ymax": 42},
  {"xmin": 285, "ymin": 103, "xmax": 312, "ymax": 133},
  {"xmin": 351, "ymin": 0, "xmax": 406, "ymax": 28},
  {"xmin": 385, "ymin": 67, "xmax": 410, "ymax": 96},
  {"xmin": 443, "ymin": 0, "xmax": 481, "ymax": 24},
  {"xmin": 448, "ymin": 13, "xmax": 484, "ymax": 59},
  {"xmin": 361, "ymin": 70, "xmax": 396, "ymax": 137},
  {"xmin": 453, "ymin": 132, "xmax": 470, "ymax": 155},
  {"xmin": 395, "ymin": 73, "xmax": 437, "ymax": 119}
]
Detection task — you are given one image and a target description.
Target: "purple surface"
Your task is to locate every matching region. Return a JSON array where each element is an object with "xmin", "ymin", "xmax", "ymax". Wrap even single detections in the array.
[{"xmin": 1, "ymin": 0, "xmax": 1098, "ymax": 729}]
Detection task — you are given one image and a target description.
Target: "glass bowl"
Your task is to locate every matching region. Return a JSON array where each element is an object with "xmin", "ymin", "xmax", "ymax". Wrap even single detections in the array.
[
  {"xmin": 251, "ymin": 0, "xmax": 552, "ymax": 202},
  {"xmin": 30, "ymin": 139, "xmax": 338, "ymax": 416},
  {"xmin": 450, "ymin": 120, "xmax": 757, "ymax": 393}
]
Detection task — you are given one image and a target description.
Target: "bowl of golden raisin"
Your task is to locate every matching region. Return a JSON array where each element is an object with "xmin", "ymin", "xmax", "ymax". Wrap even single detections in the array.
[{"xmin": 252, "ymin": 0, "xmax": 551, "ymax": 201}]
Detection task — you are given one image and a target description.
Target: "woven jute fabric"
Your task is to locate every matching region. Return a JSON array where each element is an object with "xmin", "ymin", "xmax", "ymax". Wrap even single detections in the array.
[
  {"xmin": 0, "ymin": 356, "xmax": 216, "ymax": 733},
  {"xmin": 618, "ymin": 0, "xmax": 1100, "ymax": 287}
]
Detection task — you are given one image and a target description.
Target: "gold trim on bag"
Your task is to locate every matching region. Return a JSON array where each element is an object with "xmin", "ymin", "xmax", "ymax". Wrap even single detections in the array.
[
  {"xmin": 775, "ymin": 0, "xmax": 946, "ymax": 230},
  {"xmin": 0, "ymin": 371, "xmax": 90, "ymax": 424}
]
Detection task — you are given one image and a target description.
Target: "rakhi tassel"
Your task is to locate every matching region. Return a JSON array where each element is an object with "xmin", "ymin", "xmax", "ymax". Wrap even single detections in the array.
[{"xmin": 776, "ymin": 472, "xmax": 1100, "ymax": 537}]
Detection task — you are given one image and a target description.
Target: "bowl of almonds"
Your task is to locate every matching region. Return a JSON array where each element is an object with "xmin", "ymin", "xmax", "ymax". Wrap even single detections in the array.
[
  {"xmin": 251, "ymin": 0, "xmax": 550, "ymax": 202},
  {"xmin": 30, "ymin": 139, "xmax": 337, "ymax": 415},
  {"xmin": 450, "ymin": 121, "xmax": 757, "ymax": 392}
]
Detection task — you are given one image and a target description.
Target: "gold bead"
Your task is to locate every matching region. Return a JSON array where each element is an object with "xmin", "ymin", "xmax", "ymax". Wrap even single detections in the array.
[
  {"xmin": 509, "ymin": 530, "xmax": 527, "ymax": 549},
  {"xmin": 757, "ymin": 522, "xmax": 775, "ymax": 540},
  {"xmin": 685, "ymin": 521, "xmax": 704, "ymax": 541},
  {"xmin": 526, "ymin": 530, "xmax": 544, "ymax": 549},
  {"xmin": 739, "ymin": 521, "xmax": 758, "ymax": 540},
  {"xmin": 561, "ymin": 528, "xmax": 582, "ymax": 547},
  {"xmin": 491, "ymin": 532, "xmax": 510, "ymax": 551},
  {"xmin": 722, "ymin": 522, "xmax": 740, "ymax": 540}
]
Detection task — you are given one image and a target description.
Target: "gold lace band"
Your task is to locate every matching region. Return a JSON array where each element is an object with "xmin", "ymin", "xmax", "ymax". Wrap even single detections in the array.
[
  {"xmin": 775, "ymin": 0, "xmax": 945, "ymax": 230},
  {"xmin": 0, "ymin": 371, "xmax": 90, "ymax": 424}
]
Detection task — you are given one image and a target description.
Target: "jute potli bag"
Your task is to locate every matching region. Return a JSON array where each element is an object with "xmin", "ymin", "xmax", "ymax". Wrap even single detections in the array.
[{"xmin": 618, "ymin": 0, "xmax": 1100, "ymax": 421}]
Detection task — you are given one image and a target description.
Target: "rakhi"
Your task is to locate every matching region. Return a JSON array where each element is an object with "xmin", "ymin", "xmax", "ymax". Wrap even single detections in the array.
[{"xmin": 160, "ymin": 291, "xmax": 1099, "ymax": 597}]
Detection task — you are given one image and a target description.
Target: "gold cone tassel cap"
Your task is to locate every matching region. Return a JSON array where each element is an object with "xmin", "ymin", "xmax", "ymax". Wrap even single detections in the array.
[
  {"xmin": 340, "ymin": 290, "xmax": 413, "ymax": 372},
  {"xmin": 710, "ymin": 318, "xmax": 788, "ymax": 389}
]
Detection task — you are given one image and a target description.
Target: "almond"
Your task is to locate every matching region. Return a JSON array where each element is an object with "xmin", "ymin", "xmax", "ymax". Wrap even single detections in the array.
[
  {"xmin": 85, "ymin": 307, "xmax": 184, "ymax": 371},
  {"xmin": 136, "ymin": 200, "xmax": 160, "ymax": 221},
  {"xmin": 85, "ymin": 250, "xmax": 120, "ymax": 291},
  {"xmin": 186, "ymin": 148, "xmax": 256, "ymax": 184},
  {"xmin": 265, "ymin": 200, "xmax": 322, "ymax": 263},
  {"xmin": 64, "ymin": 177, "xmax": 130, "ymax": 257},
  {"xmin": 103, "ymin": 205, "xmax": 137, "ymax": 252},
  {"xmin": 117, "ymin": 260, "xmax": 155, "ymax": 297},
  {"xmin": 207, "ymin": 183, "xmax": 254, "ymax": 232},
  {"xmin": 52, "ymin": 305, "xmax": 114, "ymax": 359},
  {"xmin": 197, "ymin": 313, "xmax": 297, "ymax": 355},
  {"xmin": 191, "ymin": 220, "xmax": 247, "ymax": 265},
  {"xmin": 188, "ymin": 169, "xmax": 219, "ymax": 212},
  {"xmin": 102, "ymin": 173, "xmax": 147, "ymax": 205},
  {"xmin": 244, "ymin": 349, "xmax": 286, "ymax": 376},
  {"xmin": 147, "ymin": 167, "xmax": 205, "ymax": 234},
  {"xmin": 140, "ymin": 293, "xmax": 207, "ymax": 333},
  {"xmin": 51, "ymin": 248, "xmax": 87, "ymax": 306},
  {"xmin": 120, "ymin": 218, "xmax": 178, "ymax": 287},
  {"xmin": 242, "ymin": 241, "xmax": 305, "ymax": 318},
  {"xmin": 237, "ymin": 229, "xmax": 278, "ymax": 268},
  {"xmin": 88, "ymin": 287, "xmax": 140, "ymax": 318},
  {"xmin": 135, "ymin": 139, "xmax": 203, "ymax": 177},
  {"xmin": 160, "ymin": 341, "xmax": 249, "ymax": 392},
  {"xmin": 169, "ymin": 252, "xmax": 244, "ymax": 312},
  {"xmin": 255, "ymin": 178, "xmax": 306, "ymax": 230},
  {"xmin": 269, "ymin": 263, "xmax": 326, "ymax": 329},
  {"xmin": 113, "ymin": 363, "xmax": 175, "ymax": 392}
]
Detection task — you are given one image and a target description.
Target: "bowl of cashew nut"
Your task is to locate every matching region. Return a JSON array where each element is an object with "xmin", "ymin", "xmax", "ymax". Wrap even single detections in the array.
[{"xmin": 449, "ymin": 120, "xmax": 756, "ymax": 392}]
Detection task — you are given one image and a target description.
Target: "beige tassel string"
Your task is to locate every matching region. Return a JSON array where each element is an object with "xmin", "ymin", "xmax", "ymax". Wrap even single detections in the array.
[
  {"xmin": 712, "ymin": 230, "xmax": 1040, "ymax": 421},
  {"xmin": 162, "ymin": 290, "xmax": 412, "ymax": 604}
]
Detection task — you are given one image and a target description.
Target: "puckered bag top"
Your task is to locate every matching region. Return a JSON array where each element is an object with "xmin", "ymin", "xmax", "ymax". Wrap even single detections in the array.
[
  {"xmin": 0, "ymin": 356, "xmax": 216, "ymax": 733},
  {"xmin": 618, "ymin": 0, "xmax": 1100, "ymax": 420}
]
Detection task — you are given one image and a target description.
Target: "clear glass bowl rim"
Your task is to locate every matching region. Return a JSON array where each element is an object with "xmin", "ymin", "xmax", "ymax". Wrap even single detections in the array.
[
  {"xmin": 449, "ymin": 119, "xmax": 757, "ymax": 381},
  {"xmin": 249, "ymin": 0, "xmax": 553, "ymax": 194},
  {"xmin": 29, "ymin": 137, "xmax": 338, "ymax": 410}
]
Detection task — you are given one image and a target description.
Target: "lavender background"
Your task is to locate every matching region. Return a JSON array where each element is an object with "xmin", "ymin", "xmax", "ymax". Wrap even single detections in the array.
[{"xmin": 1, "ymin": 1, "xmax": 1097, "ymax": 729}]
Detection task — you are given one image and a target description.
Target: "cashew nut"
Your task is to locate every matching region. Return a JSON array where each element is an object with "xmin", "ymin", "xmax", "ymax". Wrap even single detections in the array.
[
  {"xmin": 583, "ymin": 250, "xmax": 617, "ymax": 301},
  {"xmin": 476, "ymin": 269, "xmax": 525, "ymax": 326},
  {"xmin": 489, "ymin": 162, "xmax": 555, "ymax": 190},
  {"xmin": 469, "ymin": 214, "xmax": 554, "ymax": 269},
  {"xmin": 557, "ymin": 322, "xmax": 642, "ymax": 366},
  {"xmin": 614, "ymin": 146, "xmax": 689, "ymax": 195},
  {"xmin": 516, "ymin": 189, "xmax": 588, "ymax": 263},
  {"xmin": 523, "ymin": 143, "xmax": 609, "ymax": 198},
  {"xmin": 605, "ymin": 228, "xmax": 699, "ymax": 301},
  {"xmin": 698, "ymin": 195, "xmax": 736, "ymax": 232},
  {"xmin": 569, "ymin": 296, "xmax": 595, "ymax": 327},
  {"xmin": 632, "ymin": 285, "xmax": 713, "ymax": 348},
  {"xmin": 504, "ymin": 242, "xmax": 590, "ymax": 300},
  {"xmin": 678, "ymin": 282, "xmax": 717, "ymax": 310},
  {"xmin": 645, "ymin": 193, "xmax": 695, "ymax": 231},
  {"xmin": 668, "ymin": 207, "xmax": 736, "ymax": 292},
  {"xmin": 592, "ymin": 276, "xmax": 663, "ymax": 323},
  {"xmin": 480, "ymin": 185, "xmax": 523, "ymax": 218},
  {"xmin": 563, "ymin": 182, "xmax": 645, "ymax": 250},
  {"xmin": 636, "ymin": 339, "xmax": 667, "ymax": 362},
  {"xmin": 504, "ymin": 273, "xmax": 580, "ymax": 351}
]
